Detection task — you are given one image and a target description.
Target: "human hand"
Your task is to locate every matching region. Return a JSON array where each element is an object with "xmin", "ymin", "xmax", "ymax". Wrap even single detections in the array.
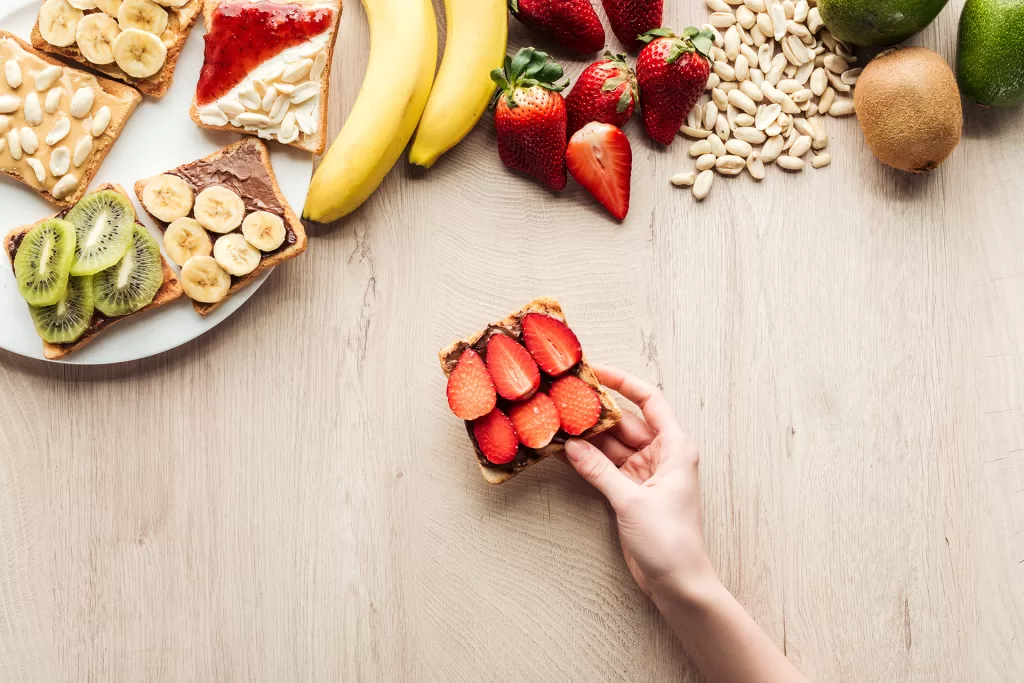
[{"xmin": 564, "ymin": 365, "xmax": 715, "ymax": 603}]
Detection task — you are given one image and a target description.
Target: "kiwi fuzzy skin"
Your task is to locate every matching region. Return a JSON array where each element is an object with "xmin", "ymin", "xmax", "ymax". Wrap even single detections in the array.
[{"xmin": 853, "ymin": 47, "xmax": 963, "ymax": 173}]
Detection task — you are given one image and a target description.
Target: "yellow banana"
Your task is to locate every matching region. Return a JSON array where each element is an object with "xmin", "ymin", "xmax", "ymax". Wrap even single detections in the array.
[
  {"xmin": 303, "ymin": 0, "xmax": 438, "ymax": 223},
  {"xmin": 408, "ymin": 0, "xmax": 508, "ymax": 168}
]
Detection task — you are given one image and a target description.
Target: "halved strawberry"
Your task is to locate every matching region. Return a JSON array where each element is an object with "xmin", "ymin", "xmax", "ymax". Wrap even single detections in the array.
[
  {"xmin": 509, "ymin": 392, "xmax": 561, "ymax": 449},
  {"xmin": 548, "ymin": 375, "xmax": 602, "ymax": 435},
  {"xmin": 446, "ymin": 348, "xmax": 497, "ymax": 420},
  {"xmin": 566, "ymin": 122, "xmax": 632, "ymax": 221},
  {"xmin": 473, "ymin": 408, "xmax": 520, "ymax": 464},
  {"xmin": 521, "ymin": 312, "xmax": 582, "ymax": 376},
  {"xmin": 486, "ymin": 334, "xmax": 541, "ymax": 400}
]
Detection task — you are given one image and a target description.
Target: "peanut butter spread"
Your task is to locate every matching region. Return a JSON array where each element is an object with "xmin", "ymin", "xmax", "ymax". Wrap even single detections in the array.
[{"xmin": 0, "ymin": 35, "xmax": 135, "ymax": 200}]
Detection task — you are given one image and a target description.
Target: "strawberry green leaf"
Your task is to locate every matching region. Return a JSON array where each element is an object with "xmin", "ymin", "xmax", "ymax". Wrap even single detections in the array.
[
  {"xmin": 511, "ymin": 48, "xmax": 533, "ymax": 77},
  {"xmin": 639, "ymin": 27, "xmax": 675, "ymax": 44},
  {"xmin": 536, "ymin": 63, "xmax": 564, "ymax": 83},
  {"xmin": 507, "ymin": 0, "xmax": 519, "ymax": 13},
  {"xmin": 690, "ymin": 32, "xmax": 714, "ymax": 58},
  {"xmin": 492, "ymin": 46, "xmax": 567, "ymax": 101},
  {"xmin": 602, "ymin": 74, "xmax": 627, "ymax": 92},
  {"xmin": 616, "ymin": 87, "xmax": 632, "ymax": 113},
  {"xmin": 489, "ymin": 69, "xmax": 509, "ymax": 90}
]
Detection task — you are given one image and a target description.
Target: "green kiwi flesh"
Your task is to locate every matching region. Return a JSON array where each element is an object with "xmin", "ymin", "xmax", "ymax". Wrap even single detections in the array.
[
  {"xmin": 14, "ymin": 219, "xmax": 76, "ymax": 307},
  {"xmin": 93, "ymin": 225, "xmax": 164, "ymax": 317},
  {"xmin": 66, "ymin": 190, "xmax": 134, "ymax": 277},
  {"xmin": 29, "ymin": 274, "xmax": 94, "ymax": 345}
]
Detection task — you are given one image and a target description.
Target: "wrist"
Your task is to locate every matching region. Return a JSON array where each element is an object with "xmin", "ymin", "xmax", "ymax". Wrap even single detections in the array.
[{"xmin": 649, "ymin": 559, "xmax": 723, "ymax": 614}]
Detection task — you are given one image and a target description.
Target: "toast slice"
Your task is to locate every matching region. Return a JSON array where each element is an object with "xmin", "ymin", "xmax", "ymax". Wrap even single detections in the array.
[
  {"xmin": 3, "ymin": 183, "xmax": 185, "ymax": 361},
  {"xmin": 134, "ymin": 138, "xmax": 308, "ymax": 316},
  {"xmin": 0, "ymin": 32, "xmax": 141, "ymax": 208},
  {"xmin": 189, "ymin": 0, "xmax": 342, "ymax": 154},
  {"xmin": 438, "ymin": 297, "xmax": 622, "ymax": 485},
  {"xmin": 31, "ymin": 0, "xmax": 204, "ymax": 99}
]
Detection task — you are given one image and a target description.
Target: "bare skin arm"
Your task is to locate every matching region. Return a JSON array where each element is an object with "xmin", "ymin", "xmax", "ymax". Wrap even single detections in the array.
[{"xmin": 564, "ymin": 364, "xmax": 807, "ymax": 683}]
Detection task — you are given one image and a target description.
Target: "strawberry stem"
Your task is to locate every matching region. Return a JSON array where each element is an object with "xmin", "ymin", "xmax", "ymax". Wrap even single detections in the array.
[
  {"xmin": 490, "ymin": 47, "xmax": 568, "ymax": 109},
  {"xmin": 639, "ymin": 27, "xmax": 715, "ymax": 65},
  {"xmin": 598, "ymin": 52, "xmax": 639, "ymax": 115}
]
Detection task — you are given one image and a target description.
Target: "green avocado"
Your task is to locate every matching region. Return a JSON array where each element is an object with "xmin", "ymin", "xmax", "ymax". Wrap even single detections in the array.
[
  {"xmin": 818, "ymin": 0, "xmax": 951, "ymax": 46},
  {"xmin": 957, "ymin": 0, "xmax": 1024, "ymax": 107}
]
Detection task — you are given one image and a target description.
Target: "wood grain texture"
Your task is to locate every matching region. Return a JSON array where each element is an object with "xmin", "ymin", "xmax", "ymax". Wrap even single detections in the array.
[{"xmin": 2, "ymin": 1, "xmax": 1024, "ymax": 680}]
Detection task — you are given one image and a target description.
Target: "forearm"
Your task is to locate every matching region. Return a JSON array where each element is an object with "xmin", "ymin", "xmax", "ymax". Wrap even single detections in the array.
[{"xmin": 653, "ymin": 574, "xmax": 807, "ymax": 683}]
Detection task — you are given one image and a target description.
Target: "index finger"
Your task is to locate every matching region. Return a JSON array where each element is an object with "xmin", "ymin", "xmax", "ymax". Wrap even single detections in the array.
[{"xmin": 591, "ymin": 363, "xmax": 681, "ymax": 434}]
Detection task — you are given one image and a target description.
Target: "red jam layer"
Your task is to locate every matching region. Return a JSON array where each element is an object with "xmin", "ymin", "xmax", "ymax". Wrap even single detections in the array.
[{"xmin": 196, "ymin": 1, "xmax": 334, "ymax": 105}]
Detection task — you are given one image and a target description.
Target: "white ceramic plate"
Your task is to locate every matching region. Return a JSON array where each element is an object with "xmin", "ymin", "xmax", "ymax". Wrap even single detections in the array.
[{"xmin": 0, "ymin": 0, "xmax": 312, "ymax": 364}]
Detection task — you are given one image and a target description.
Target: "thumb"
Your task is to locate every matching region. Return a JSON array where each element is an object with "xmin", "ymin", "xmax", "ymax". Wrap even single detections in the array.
[{"xmin": 564, "ymin": 438, "xmax": 634, "ymax": 506}]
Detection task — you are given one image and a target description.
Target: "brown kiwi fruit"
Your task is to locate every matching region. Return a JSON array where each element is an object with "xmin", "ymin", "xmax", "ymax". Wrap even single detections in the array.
[{"xmin": 854, "ymin": 47, "xmax": 963, "ymax": 173}]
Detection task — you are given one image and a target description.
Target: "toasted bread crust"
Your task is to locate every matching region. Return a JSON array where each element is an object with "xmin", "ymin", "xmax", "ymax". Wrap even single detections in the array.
[
  {"xmin": 134, "ymin": 138, "xmax": 308, "ymax": 316},
  {"xmin": 188, "ymin": 0, "xmax": 342, "ymax": 154},
  {"xmin": 30, "ymin": 1, "xmax": 204, "ymax": 98},
  {"xmin": 0, "ymin": 32, "xmax": 141, "ymax": 208},
  {"xmin": 438, "ymin": 297, "xmax": 622, "ymax": 485},
  {"xmin": 3, "ymin": 183, "xmax": 185, "ymax": 360}
]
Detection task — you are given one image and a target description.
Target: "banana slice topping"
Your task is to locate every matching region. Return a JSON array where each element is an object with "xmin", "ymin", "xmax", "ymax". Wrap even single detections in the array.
[
  {"xmin": 142, "ymin": 174, "xmax": 194, "ymax": 223},
  {"xmin": 95, "ymin": 0, "xmax": 123, "ymax": 16},
  {"xmin": 117, "ymin": 0, "xmax": 168, "ymax": 36},
  {"xmin": 163, "ymin": 217, "xmax": 212, "ymax": 266},
  {"xmin": 241, "ymin": 210, "xmax": 286, "ymax": 252},
  {"xmin": 194, "ymin": 186, "xmax": 245, "ymax": 234},
  {"xmin": 180, "ymin": 255, "xmax": 231, "ymax": 304},
  {"xmin": 76, "ymin": 12, "xmax": 122, "ymax": 65},
  {"xmin": 213, "ymin": 233, "xmax": 261, "ymax": 277},
  {"xmin": 113, "ymin": 27, "xmax": 166, "ymax": 78},
  {"xmin": 39, "ymin": 0, "xmax": 84, "ymax": 48}
]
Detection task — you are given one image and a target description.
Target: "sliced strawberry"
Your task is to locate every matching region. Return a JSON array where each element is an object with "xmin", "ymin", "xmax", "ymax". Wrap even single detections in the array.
[
  {"xmin": 521, "ymin": 312, "xmax": 582, "ymax": 376},
  {"xmin": 473, "ymin": 408, "xmax": 520, "ymax": 465},
  {"xmin": 566, "ymin": 122, "xmax": 633, "ymax": 220},
  {"xmin": 485, "ymin": 334, "xmax": 541, "ymax": 400},
  {"xmin": 548, "ymin": 375, "xmax": 602, "ymax": 435},
  {"xmin": 446, "ymin": 348, "xmax": 497, "ymax": 420},
  {"xmin": 509, "ymin": 392, "xmax": 561, "ymax": 449}
]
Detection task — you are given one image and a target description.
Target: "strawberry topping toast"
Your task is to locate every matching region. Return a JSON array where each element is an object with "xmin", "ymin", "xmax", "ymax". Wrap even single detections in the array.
[{"xmin": 439, "ymin": 297, "xmax": 622, "ymax": 484}]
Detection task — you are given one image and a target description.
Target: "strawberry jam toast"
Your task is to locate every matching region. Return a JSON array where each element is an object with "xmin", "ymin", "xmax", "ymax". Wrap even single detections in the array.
[{"xmin": 439, "ymin": 297, "xmax": 622, "ymax": 484}]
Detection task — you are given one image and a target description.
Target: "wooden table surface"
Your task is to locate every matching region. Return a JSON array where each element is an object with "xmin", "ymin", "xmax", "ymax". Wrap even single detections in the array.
[{"xmin": 2, "ymin": 1, "xmax": 1023, "ymax": 681}]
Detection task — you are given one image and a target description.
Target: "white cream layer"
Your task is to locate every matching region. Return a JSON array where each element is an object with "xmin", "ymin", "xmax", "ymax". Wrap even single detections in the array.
[{"xmin": 196, "ymin": 21, "xmax": 334, "ymax": 146}]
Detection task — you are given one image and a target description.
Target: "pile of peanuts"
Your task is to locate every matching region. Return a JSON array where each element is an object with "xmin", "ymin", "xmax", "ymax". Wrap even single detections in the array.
[{"xmin": 672, "ymin": 0, "xmax": 860, "ymax": 200}]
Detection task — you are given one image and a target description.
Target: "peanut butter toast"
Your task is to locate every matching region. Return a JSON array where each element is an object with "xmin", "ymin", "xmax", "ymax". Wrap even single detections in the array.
[
  {"xmin": 0, "ymin": 32, "xmax": 141, "ymax": 208},
  {"xmin": 32, "ymin": 0, "xmax": 204, "ymax": 99}
]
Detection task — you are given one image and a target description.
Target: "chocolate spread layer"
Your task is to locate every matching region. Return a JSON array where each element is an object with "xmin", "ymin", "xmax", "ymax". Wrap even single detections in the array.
[
  {"xmin": 169, "ymin": 143, "xmax": 282, "ymax": 216},
  {"xmin": 445, "ymin": 320, "xmax": 606, "ymax": 473},
  {"xmin": 165, "ymin": 142, "xmax": 298, "ymax": 257}
]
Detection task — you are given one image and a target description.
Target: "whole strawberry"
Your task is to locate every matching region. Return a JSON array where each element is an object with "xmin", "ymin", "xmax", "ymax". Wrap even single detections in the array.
[
  {"xmin": 565, "ymin": 52, "xmax": 639, "ymax": 138},
  {"xmin": 635, "ymin": 27, "xmax": 713, "ymax": 145},
  {"xmin": 602, "ymin": 0, "xmax": 663, "ymax": 50},
  {"xmin": 491, "ymin": 48, "xmax": 569, "ymax": 191},
  {"xmin": 508, "ymin": 0, "xmax": 606, "ymax": 55}
]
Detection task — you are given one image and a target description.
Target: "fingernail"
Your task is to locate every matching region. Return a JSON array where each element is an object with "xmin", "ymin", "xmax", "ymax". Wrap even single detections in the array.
[{"xmin": 564, "ymin": 439, "xmax": 585, "ymax": 463}]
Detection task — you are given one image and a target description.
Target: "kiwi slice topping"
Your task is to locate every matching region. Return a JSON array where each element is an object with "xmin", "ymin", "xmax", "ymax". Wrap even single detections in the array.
[
  {"xmin": 93, "ymin": 225, "xmax": 164, "ymax": 317},
  {"xmin": 66, "ymin": 190, "xmax": 134, "ymax": 277},
  {"xmin": 29, "ymin": 274, "xmax": 94, "ymax": 345},
  {"xmin": 14, "ymin": 219, "xmax": 77, "ymax": 307}
]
